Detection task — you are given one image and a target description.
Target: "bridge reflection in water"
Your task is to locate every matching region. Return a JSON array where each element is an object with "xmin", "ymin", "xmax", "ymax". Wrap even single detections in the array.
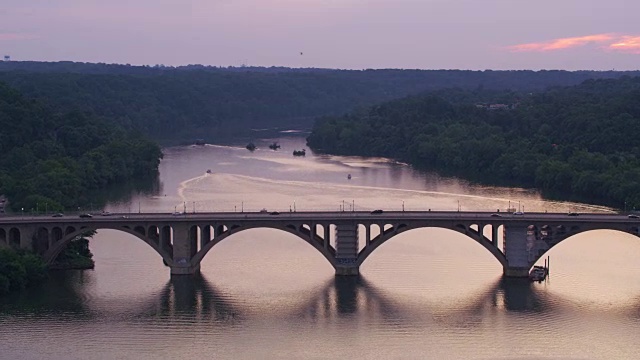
[{"xmin": 0, "ymin": 272, "xmax": 565, "ymax": 322}]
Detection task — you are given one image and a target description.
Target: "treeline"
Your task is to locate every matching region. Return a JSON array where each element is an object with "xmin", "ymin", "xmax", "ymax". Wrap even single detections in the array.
[
  {"xmin": 307, "ymin": 77, "xmax": 640, "ymax": 209},
  {"xmin": 0, "ymin": 62, "xmax": 638, "ymax": 144},
  {"xmin": 0, "ymin": 82, "xmax": 163, "ymax": 212},
  {"xmin": 0, "ymin": 248, "xmax": 47, "ymax": 295}
]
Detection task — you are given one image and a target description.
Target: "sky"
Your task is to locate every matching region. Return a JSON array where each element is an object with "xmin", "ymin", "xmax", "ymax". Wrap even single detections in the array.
[{"xmin": 1, "ymin": 0, "xmax": 639, "ymax": 70}]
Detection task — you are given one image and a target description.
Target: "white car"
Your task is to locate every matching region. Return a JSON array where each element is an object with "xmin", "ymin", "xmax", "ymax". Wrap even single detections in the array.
[{"xmin": 513, "ymin": 211, "xmax": 524, "ymax": 215}]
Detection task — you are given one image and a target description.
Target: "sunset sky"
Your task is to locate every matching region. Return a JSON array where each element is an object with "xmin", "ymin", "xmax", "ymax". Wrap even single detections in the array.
[{"xmin": 1, "ymin": 0, "xmax": 638, "ymax": 70}]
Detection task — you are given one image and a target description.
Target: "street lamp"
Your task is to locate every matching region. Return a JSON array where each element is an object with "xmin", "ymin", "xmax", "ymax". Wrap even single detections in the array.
[
  {"xmin": 402, "ymin": 200, "xmax": 405, "ymax": 212},
  {"xmin": 21, "ymin": 207, "xmax": 24, "ymax": 218}
]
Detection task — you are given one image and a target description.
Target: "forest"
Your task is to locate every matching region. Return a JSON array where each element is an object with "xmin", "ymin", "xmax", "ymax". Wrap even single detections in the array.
[
  {"xmin": 307, "ymin": 77, "xmax": 640, "ymax": 209},
  {"xmin": 0, "ymin": 82, "xmax": 163, "ymax": 213},
  {"xmin": 0, "ymin": 62, "xmax": 638, "ymax": 144}
]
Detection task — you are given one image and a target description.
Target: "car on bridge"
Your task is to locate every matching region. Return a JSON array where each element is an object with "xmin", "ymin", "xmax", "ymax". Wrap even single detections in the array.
[
  {"xmin": 79, "ymin": 213, "xmax": 93, "ymax": 218},
  {"xmin": 270, "ymin": 211, "xmax": 280, "ymax": 215},
  {"xmin": 371, "ymin": 209, "xmax": 384, "ymax": 214},
  {"xmin": 567, "ymin": 212, "xmax": 579, "ymax": 216},
  {"xmin": 490, "ymin": 213, "xmax": 501, "ymax": 217},
  {"xmin": 628, "ymin": 214, "xmax": 639, "ymax": 219},
  {"xmin": 513, "ymin": 211, "xmax": 524, "ymax": 215},
  {"xmin": 51, "ymin": 213, "xmax": 64, "ymax": 217}
]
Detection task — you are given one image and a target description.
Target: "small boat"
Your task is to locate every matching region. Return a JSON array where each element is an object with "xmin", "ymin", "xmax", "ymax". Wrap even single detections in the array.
[
  {"xmin": 268, "ymin": 142, "xmax": 281, "ymax": 150},
  {"xmin": 529, "ymin": 265, "xmax": 548, "ymax": 282},
  {"xmin": 194, "ymin": 139, "xmax": 206, "ymax": 146},
  {"xmin": 246, "ymin": 143, "xmax": 256, "ymax": 151},
  {"xmin": 347, "ymin": 174, "xmax": 352, "ymax": 180},
  {"xmin": 206, "ymin": 169, "xmax": 212, "ymax": 174},
  {"xmin": 293, "ymin": 149, "xmax": 306, "ymax": 156}
]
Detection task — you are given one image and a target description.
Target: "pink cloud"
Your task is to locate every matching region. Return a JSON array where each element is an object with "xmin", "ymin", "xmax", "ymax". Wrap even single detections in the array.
[
  {"xmin": 609, "ymin": 36, "xmax": 640, "ymax": 54},
  {"xmin": 0, "ymin": 33, "xmax": 39, "ymax": 41},
  {"xmin": 507, "ymin": 34, "xmax": 615, "ymax": 52}
]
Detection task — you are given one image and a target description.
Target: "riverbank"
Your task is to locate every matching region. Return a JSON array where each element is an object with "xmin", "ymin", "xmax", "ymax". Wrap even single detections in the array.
[
  {"xmin": 0, "ymin": 248, "xmax": 48, "ymax": 295},
  {"xmin": 49, "ymin": 238, "xmax": 95, "ymax": 271}
]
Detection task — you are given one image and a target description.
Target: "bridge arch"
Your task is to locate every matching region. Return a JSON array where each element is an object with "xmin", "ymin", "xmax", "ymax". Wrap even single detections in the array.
[
  {"xmin": 0, "ymin": 228, "xmax": 6, "ymax": 246},
  {"xmin": 191, "ymin": 223, "xmax": 337, "ymax": 268},
  {"xmin": 528, "ymin": 225, "xmax": 640, "ymax": 267},
  {"xmin": 43, "ymin": 225, "xmax": 174, "ymax": 266},
  {"xmin": 357, "ymin": 223, "xmax": 507, "ymax": 268}
]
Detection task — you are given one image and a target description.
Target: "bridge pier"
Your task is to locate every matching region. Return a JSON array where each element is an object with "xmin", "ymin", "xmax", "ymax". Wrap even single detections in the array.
[
  {"xmin": 503, "ymin": 224, "xmax": 533, "ymax": 278},
  {"xmin": 170, "ymin": 224, "xmax": 201, "ymax": 276},
  {"xmin": 171, "ymin": 263, "xmax": 201, "ymax": 276},
  {"xmin": 503, "ymin": 267, "xmax": 530, "ymax": 277},
  {"xmin": 334, "ymin": 223, "xmax": 360, "ymax": 276}
]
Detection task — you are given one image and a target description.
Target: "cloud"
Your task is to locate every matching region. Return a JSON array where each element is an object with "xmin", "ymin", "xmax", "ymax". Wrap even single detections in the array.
[
  {"xmin": 507, "ymin": 34, "xmax": 615, "ymax": 52},
  {"xmin": 609, "ymin": 36, "xmax": 640, "ymax": 54},
  {"xmin": 0, "ymin": 33, "xmax": 38, "ymax": 41}
]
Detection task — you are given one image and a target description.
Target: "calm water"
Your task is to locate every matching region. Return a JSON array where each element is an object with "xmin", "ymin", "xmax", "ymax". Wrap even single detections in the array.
[{"xmin": 1, "ymin": 135, "xmax": 640, "ymax": 360}]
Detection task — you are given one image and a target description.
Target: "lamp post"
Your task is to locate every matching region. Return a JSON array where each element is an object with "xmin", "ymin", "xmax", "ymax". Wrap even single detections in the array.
[
  {"xmin": 21, "ymin": 207, "xmax": 24, "ymax": 218},
  {"xmin": 402, "ymin": 200, "xmax": 405, "ymax": 212}
]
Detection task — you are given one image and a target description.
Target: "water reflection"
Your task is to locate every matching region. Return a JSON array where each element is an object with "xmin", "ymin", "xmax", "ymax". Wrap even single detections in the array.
[
  {"xmin": 290, "ymin": 276, "xmax": 559, "ymax": 325},
  {"xmin": 158, "ymin": 275, "xmax": 242, "ymax": 322}
]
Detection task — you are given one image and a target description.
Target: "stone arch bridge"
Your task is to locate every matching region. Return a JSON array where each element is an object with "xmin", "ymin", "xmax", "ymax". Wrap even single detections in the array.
[{"xmin": 1, "ymin": 211, "xmax": 638, "ymax": 277}]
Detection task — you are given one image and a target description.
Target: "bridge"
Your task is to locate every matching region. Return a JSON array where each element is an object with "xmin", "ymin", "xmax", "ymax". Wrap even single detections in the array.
[{"xmin": 1, "ymin": 210, "xmax": 639, "ymax": 277}]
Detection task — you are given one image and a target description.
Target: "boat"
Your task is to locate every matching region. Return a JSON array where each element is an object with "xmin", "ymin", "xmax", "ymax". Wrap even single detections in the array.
[
  {"xmin": 529, "ymin": 265, "xmax": 548, "ymax": 282},
  {"xmin": 293, "ymin": 149, "xmax": 306, "ymax": 156},
  {"xmin": 206, "ymin": 169, "xmax": 212, "ymax": 174},
  {"xmin": 246, "ymin": 143, "xmax": 256, "ymax": 151},
  {"xmin": 268, "ymin": 142, "xmax": 281, "ymax": 150},
  {"xmin": 347, "ymin": 174, "xmax": 352, "ymax": 180},
  {"xmin": 194, "ymin": 138, "xmax": 206, "ymax": 146}
]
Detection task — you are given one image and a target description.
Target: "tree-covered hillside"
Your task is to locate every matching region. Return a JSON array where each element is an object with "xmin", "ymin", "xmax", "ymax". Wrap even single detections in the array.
[
  {"xmin": 0, "ymin": 62, "xmax": 637, "ymax": 144},
  {"xmin": 0, "ymin": 82, "xmax": 163, "ymax": 212},
  {"xmin": 307, "ymin": 77, "xmax": 640, "ymax": 209}
]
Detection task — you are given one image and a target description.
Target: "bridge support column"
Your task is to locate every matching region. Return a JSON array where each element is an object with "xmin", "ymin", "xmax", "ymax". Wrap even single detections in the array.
[
  {"xmin": 503, "ymin": 224, "xmax": 532, "ymax": 277},
  {"xmin": 170, "ymin": 224, "xmax": 201, "ymax": 276},
  {"xmin": 334, "ymin": 223, "xmax": 359, "ymax": 276}
]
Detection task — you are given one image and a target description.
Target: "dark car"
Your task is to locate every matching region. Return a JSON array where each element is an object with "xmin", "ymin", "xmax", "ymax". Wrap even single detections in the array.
[
  {"xmin": 79, "ymin": 213, "xmax": 93, "ymax": 218},
  {"xmin": 270, "ymin": 211, "xmax": 280, "ymax": 215},
  {"xmin": 371, "ymin": 209, "xmax": 383, "ymax": 214},
  {"xmin": 490, "ymin": 213, "xmax": 501, "ymax": 217},
  {"xmin": 567, "ymin": 212, "xmax": 579, "ymax": 216},
  {"xmin": 628, "ymin": 214, "xmax": 639, "ymax": 219},
  {"xmin": 51, "ymin": 213, "xmax": 64, "ymax": 217}
]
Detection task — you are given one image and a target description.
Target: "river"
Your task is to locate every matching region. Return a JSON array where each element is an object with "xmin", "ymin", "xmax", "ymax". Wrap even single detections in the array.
[{"xmin": 1, "ymin": 134, "xmax": 639, "ymax": 360}]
